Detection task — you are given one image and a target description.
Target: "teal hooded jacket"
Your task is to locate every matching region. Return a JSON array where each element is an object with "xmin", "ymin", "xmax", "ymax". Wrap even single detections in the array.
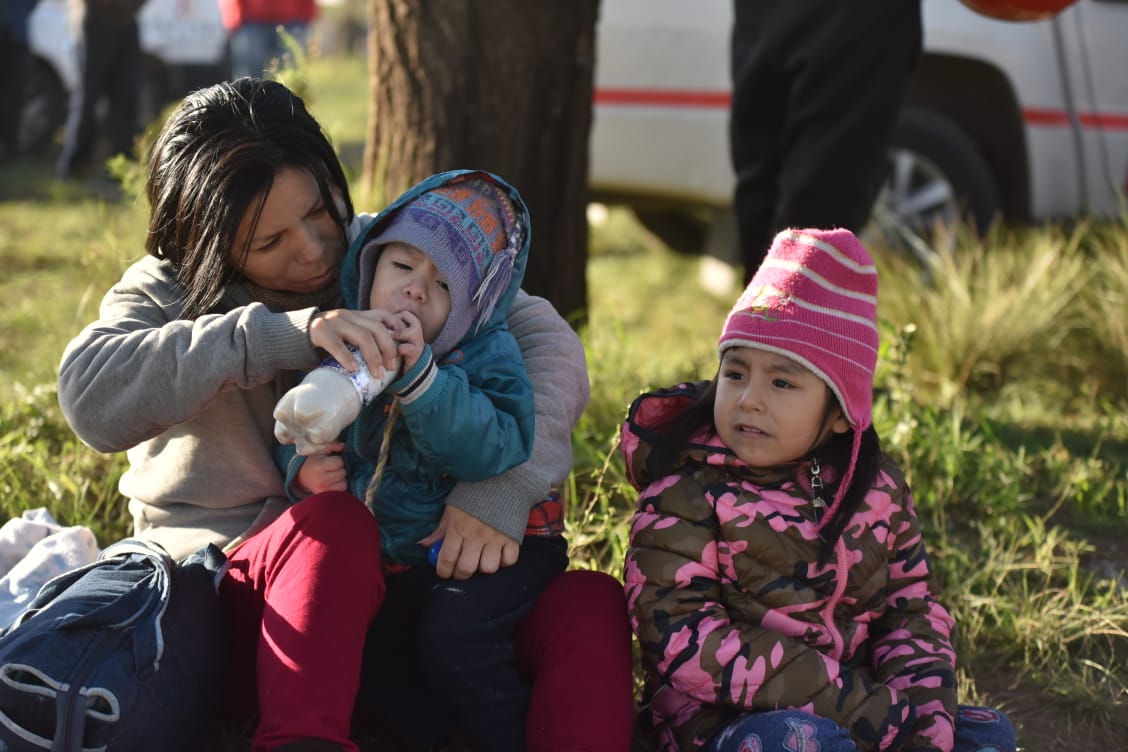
[{"xmin": 279, "ymin": 170, "xmax": 535, "ymax": 565}]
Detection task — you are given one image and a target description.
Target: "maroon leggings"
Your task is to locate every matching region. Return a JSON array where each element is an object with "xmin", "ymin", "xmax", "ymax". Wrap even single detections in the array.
[{"xmin": 219, "ymin": 492, "xmax": 635, "ymax": 751}]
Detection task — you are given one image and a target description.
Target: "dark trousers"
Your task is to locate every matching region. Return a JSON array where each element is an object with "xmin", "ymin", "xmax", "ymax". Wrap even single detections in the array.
[
  {"xmin": 56, "ymin": 11, "xmax": 142, "ymax": 177},
  {"xmin": 729, "ymin": 0, "xmax": 922, "ymax": 279},
  {"xmin": 354, "ymin": 536, "xmax": 569, "ymax": 752},
  {"xmin": 0, "ymin": 24, "xmax": 33, "ymax": 154}
]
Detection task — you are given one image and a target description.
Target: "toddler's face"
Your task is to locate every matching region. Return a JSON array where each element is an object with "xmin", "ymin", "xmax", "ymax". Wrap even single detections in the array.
[
  {"xmin": 714, "ymin": 347, "xmax": 849, "ymax": 469},
  {"xmin": 368, "ymin": 242, "xmax": 452, "ymax": 344}
]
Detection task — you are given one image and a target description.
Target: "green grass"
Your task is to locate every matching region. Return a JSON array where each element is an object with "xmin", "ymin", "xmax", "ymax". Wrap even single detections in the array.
[{"xmin": 1, "ymin": 54, "xmax": 1126, "ymax": 750}]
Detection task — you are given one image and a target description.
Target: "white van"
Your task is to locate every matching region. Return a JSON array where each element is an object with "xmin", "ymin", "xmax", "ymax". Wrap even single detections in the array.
[{"xmin": 589, "ymin": 0, "xmax": 1128, "ymax": 249}]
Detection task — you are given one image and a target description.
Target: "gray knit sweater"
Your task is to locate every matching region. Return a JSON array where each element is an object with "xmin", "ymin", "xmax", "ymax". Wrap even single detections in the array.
[{"xmin": 57, "ymin": 248, "xmax": 588, "ymax": 560}]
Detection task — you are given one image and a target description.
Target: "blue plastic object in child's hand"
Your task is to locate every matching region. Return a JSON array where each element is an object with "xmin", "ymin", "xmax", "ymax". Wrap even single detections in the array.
[{"xmin": 428, "ymin": 540, "xmax": 443, "ymax": 567}]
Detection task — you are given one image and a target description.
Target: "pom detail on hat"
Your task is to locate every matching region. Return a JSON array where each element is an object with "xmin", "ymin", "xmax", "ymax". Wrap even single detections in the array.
[{"xmin": 719, "ymin": 228, "xmax": 879, "ymax": 529}]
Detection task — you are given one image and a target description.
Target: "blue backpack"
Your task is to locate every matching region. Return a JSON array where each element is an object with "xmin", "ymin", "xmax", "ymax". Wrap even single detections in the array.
[{"xmin": 0, "ymin": 538, "xmax": 227, "ymax": 752}]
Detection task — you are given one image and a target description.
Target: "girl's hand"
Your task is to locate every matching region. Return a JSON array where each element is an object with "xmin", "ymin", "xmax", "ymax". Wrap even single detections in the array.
[
  {"xmin": 310, "ymin": 308, "xmax": 403, "ymax": 377},
  {"xmin": 390, "ymin": 311, "xmax": 426, "ymax": 370},
  {"xmin": 296, "ymin": 442, "xmax": 348, "ymax": 494}
]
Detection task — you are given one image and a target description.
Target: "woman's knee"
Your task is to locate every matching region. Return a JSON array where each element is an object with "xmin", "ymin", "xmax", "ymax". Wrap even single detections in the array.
[
  {"xmin": 540, "ymin": 570, "xmax": 629, "ymax": 634},
  {"xmin": 288, "ymin": 491, "xmax": 382, "ymax": 570},
  {"xmin": 515, "ymin": 569, "xmax": 632, "ymax": 669}
]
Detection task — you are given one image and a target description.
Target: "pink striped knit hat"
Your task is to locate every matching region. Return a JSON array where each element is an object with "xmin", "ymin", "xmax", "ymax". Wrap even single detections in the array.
[{"xmin": 718, "ymin": 228, "xmax": 879, "ymax": 525}]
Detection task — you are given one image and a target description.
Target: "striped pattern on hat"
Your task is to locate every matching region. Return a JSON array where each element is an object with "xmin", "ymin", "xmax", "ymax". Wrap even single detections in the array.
[{"xmin": 718, "ymin": 227, "xmax": 879, "ymax": 430}]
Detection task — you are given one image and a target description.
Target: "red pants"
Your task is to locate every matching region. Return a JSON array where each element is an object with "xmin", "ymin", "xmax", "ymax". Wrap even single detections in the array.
[{"xmin": 220, "ymin": 492, "xmax": 636, "ymax": 751}]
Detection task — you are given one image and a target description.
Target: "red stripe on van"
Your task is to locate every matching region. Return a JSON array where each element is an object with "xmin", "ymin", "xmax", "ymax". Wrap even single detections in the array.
[
  {"xmin": 1024, "ymin": 107, "xmax": 1128, "ymax": 129},
  {"xmin": 593, "ymin": 94, "xmax": 1128, "ymax": 130},
  {"xmin": 594, "ymin": 88, "xmax": 731, "ymax": 108}
]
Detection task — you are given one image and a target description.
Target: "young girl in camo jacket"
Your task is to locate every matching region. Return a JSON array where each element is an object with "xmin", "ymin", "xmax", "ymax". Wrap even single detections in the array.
[{"xmin": 622, "ymin": 228, "xmax": 1017, "ymax": 752}]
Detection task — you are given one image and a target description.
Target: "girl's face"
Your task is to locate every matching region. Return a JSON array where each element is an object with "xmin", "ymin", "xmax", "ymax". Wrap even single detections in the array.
[
  {"xmin": 714, "ymin": 347, "xmax": 850, "ymax": 469},
  {"xmin": 232, "ymin": 167, "xmax": 344, "ymax": 293},
  {"xmin": 368, "ymin": 241, "xmax": 452, "ymax": 345}
]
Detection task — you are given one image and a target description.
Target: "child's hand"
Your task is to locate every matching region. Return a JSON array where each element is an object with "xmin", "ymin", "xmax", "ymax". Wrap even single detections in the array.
[
  {"xmin": 296, "ymin": 442, "xmax": 348, "ymax": 495},
  {"xmin": 419, "ymin": 505, "xmax": 521, "ymax": 580},
  {"xmin": 390, "ymin": 311, "xmax": 426, "ymax": 370}
]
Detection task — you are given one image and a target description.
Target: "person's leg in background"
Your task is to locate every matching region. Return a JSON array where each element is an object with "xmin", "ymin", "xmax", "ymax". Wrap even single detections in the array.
[
  {"xmin": 516, "ymin": 569, "xmax": 636, "ymax": 752},
  {"xmin": 221, "ymin": 491, "xmax": 385, "ymax": 752},
  {"xmin": 0, "ymin": 20, "xmax": 33, "ymax": 160},
  {"xmin": 729, "ymin": 1, "xmax": 789, "ymax": 281},
  {"xmin": 771, "ymin": 0, "xmax": 922, "ymax": 240},
  {"xmin": 729, "ymin": 0, "xmax": 922, "ymax": 282},
  {"xmin": 273, "ymin": 22, "xmax": 311, "ymax": 72},
  {"xmin": 229, "ymin": 22, "xmax": 277, "ymax": 79},
  {"xmin": 104, "ymin": 13, "xmax": 142, "ymax": 161},
  {"xmin": 56, "ymin": 14, "xmax": 101, "ymax": 178}
]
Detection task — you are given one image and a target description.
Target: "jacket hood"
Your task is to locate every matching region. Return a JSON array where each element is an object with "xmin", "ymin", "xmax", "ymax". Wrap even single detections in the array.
[{"xmin": 340, "ymin": 169, "xmax": 531, "ymax": 355}]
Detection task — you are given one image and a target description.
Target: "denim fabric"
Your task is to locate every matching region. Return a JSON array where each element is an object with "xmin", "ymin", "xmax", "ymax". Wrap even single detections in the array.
[
  {"xmin": 354, "ymin": 535, "xmax": 568, "ymax": 752},
  {"xmin": 228, "ymin": 21, "xmax": 310, "ymax": 79},
  {"xmin": 706, "ymin": 705, "xmax": 1017, "ymax": 752},
  {"xmin": 0, "ymin": 539, "xmax": 225, "ymax": 752}
]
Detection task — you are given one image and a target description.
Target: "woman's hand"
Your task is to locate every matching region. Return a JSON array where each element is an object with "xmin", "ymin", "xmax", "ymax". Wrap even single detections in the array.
[
  {"xmin": 296, "ymin": 442, "xmax": 348, "ymax": 494},
  {"xmin": 418, "ymin": 505, "xmax": 521, "ymax": 580},
  {"xmin": 310, "ymin": 308, "xmax": 403, "ymax": 377}
]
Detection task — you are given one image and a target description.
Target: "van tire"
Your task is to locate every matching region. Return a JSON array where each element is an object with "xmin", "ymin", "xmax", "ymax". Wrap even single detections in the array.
[{"xmin": 883, "ymin": 104, "xmax": 1000, "ymax": 235}]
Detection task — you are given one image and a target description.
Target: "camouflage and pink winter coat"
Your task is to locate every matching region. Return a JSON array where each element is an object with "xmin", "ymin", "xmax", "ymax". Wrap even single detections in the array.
[{"xmin": 621, "ymin": 383, "xmax": 958, "ymax": 751}]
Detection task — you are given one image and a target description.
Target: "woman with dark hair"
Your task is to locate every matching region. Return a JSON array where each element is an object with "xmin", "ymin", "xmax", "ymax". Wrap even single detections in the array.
[{"xmin": 58, "ymin": 78, "xmax": 634, "ymax": 752}]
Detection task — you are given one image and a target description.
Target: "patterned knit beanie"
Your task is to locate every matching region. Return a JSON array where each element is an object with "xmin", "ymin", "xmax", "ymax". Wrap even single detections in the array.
[
  {"xmin": 358, "ymin": 173, "xmax": 525, "ymax": 357},
  {"xmin": 718, "ymin": 228, "xmax": 879, "ymax": 526}
]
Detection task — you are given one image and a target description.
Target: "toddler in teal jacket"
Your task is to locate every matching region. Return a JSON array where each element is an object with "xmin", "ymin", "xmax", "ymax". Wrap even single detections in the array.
[{"xmin": 274, "ymin": 169, "xmax": 567, "ymax": 751}]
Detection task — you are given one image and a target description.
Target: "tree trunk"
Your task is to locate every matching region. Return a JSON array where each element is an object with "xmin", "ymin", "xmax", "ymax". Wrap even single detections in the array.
[{"xmin": 362, "ymin": 0, "xmax": 598, "ymax": 324}]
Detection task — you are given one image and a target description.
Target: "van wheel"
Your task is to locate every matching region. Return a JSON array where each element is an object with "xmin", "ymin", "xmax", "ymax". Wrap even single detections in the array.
[
  {"xmin": 18, "ymin": 58, "xmax": 67, "ymax": 154},
  {"xmin": 877, "ymin": 105, "xmax": 1000, "ymax": 238}
]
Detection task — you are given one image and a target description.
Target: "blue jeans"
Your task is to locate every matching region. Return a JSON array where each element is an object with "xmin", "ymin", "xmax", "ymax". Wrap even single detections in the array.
[
  {"xmin": 228, "ymin": 22, "xmax": 310, "ymax": 79},
  {"xmin": 707, "ymin": 705, "xmax": 1016, "ymax": 752}
]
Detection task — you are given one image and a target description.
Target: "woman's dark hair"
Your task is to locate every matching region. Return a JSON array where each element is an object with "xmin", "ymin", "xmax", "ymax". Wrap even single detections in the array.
[
  {"xmin": 646, "ymin": 373, "xmax": 882, "ymax": 565},
  {"xmin": 145, "ymin": 77, "xmax": 354, "ymax": 319}
]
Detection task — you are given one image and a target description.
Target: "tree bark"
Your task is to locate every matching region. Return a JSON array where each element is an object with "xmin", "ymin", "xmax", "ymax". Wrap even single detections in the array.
[{"xmin": 362, "ymin": 0, "xmax": 598, "ymax": 323}]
